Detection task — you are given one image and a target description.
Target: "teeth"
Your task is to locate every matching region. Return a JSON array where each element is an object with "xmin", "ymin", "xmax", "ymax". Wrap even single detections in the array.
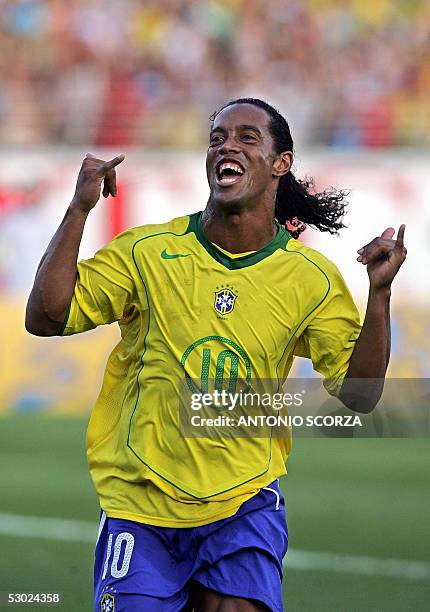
[
  {"xmin": 219, "ymin": 162, "xmax": 244, "ymax": 176},
  {"xmin": 220, "ymin": 176, "xmax": 239, "ymax": 184}
]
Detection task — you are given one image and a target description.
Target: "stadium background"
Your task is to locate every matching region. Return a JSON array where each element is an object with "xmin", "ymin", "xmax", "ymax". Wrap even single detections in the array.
[{"xmin": 0, "ymin": 1, "xmax": 429, "ymax": 610}]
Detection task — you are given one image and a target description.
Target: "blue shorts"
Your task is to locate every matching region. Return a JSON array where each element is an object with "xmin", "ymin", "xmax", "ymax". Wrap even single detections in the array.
[{"xmin": 94, "ymin": 480, "xmax": 287, "ymax": 611}]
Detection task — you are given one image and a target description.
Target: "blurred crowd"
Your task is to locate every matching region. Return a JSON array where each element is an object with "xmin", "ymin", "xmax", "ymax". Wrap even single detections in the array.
[{"xmin": 0, "ymin": 0, "xmax": 429, "ymax": 149}]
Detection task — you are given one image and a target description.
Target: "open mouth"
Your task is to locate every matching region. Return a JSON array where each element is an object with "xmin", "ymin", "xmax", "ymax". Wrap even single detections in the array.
[{"xmin": 215, "ymin": 160, "xmax": 245, "ymax": 186}]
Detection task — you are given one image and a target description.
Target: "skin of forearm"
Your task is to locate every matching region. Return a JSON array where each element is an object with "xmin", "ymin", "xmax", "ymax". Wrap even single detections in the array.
[
  {"xmin": 25, "ymin": 202, "xmax": 89, "ymax": 336},
  {"xmin": 339, "ymin": 287, "xmax": 391, "ymax": 412},
  {"xmin": 348, "ymin": 287, "xmax": 391, "ymax": 377}
]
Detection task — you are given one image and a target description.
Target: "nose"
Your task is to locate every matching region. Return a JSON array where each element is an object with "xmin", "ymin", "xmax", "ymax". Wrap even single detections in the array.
[{"xmin": 219, "ymin": 133, "xmax": 241, "ymax": 154}]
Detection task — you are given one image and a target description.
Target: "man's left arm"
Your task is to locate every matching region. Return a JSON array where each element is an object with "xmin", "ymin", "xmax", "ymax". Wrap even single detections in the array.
[{"xmin": 339, "ymin": 225, "xmax": 407, "ymax": 413}]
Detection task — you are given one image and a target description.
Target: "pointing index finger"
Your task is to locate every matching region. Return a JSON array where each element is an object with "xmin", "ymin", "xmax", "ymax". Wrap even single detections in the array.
[
  {"xmin": 396, "ymin": 224, "xmax": 406, "ymax": 248},
  {"xmin": 100, "ymin": 154, "xmax": 125, "ymax": 174}
]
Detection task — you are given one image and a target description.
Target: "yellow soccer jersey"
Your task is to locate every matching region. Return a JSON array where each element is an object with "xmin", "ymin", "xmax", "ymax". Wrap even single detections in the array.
[{"xmin": 62, "ymin": 212, "xmax": 361, "ymax": 527}]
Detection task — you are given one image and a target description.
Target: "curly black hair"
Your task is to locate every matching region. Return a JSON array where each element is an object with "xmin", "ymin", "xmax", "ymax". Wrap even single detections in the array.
[{"xmin": 212, "ymin": 98, "xmax": 349, "ymax": 238}]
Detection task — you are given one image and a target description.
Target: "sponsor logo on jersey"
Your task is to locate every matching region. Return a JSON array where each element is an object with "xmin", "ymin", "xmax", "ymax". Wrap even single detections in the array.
[
  {"xmin": 214, "ymin": 286, "xmax": 237, "ymax": 315},
  {"xmin": 161, "ymin": 248, "xmax": 191, "ymax": 259}
]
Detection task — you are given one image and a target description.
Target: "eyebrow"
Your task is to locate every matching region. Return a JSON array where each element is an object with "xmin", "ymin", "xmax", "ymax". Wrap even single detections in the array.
[{"xmin": 210, "ymin": 124, "xmax": 263, "ymax": 136}]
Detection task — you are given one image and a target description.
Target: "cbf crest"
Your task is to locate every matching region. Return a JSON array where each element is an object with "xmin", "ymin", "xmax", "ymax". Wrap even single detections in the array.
[
  {"xmin": 100, "ymin": 592, "xmax": 115, "ymax": 612},
  {"xmin": 214, "ymin": 285, "xmax": 238, "ymax": 316}
]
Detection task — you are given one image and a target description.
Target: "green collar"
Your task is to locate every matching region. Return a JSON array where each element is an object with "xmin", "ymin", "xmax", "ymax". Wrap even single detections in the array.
[{"xmin": 187, "ymin": 212, "xmax": 291, "ymax": 270}]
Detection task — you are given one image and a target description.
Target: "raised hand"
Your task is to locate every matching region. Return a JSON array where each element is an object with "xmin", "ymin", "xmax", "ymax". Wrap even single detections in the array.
[
  {"xmin": 357, "ymin": 225, "xmax": 407, "ymax": 290},
  {"xmin": 71, "ymin": 153, "xmax": 125, "ymax": 213}
]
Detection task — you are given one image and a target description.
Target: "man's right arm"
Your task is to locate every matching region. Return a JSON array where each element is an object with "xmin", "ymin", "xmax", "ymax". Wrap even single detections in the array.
[{"xmin": 25, "ymin": 153, "xmax": 125, "ymax": 336}]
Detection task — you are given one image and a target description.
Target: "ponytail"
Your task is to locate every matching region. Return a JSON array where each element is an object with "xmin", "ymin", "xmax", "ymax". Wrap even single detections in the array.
[{"xmin": 275, "ymin": 172, "xmax": 349, "ymax": 238}]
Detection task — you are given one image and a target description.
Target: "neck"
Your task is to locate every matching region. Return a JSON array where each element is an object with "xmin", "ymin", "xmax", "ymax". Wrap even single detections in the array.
[{"xmin": 202, "ymin": 199, "xmax": 277, "ymax": 254}]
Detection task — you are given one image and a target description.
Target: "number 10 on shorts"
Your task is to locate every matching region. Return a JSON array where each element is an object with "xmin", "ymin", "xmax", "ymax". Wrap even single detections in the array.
[{"xmin": 102, "ymin": 532, "xmax": 135, "ymax": 579}]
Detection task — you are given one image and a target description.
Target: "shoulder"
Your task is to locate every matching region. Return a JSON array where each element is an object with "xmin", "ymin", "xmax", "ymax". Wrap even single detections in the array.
[
  {"xmin": 284, "ymin": 237, "xmax": 346, "ymax": 285},
  {"xmin": 105, "ymin": 214, "xmax": 193, "ymax": 252}
]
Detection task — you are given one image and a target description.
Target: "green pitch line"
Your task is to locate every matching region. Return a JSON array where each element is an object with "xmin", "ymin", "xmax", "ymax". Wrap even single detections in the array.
[
  {"xmin": 283, "ymin": 549, "xmax": 430, "ymax": 581},
  {"xmin": 0, "ymin": 512, "xmax": 97, "ymax": 543},
  {"xmin": 1, "ymin": 512, "xmax": 429, "ymax": 581}
]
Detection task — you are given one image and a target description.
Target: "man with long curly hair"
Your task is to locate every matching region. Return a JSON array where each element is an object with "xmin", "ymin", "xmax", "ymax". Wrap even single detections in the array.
[{"xmin": 26, "ymin": 98, "xmax": 406, "ymax": 611}]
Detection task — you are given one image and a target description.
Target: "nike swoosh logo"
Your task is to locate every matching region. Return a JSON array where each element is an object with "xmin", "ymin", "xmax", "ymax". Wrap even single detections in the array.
[{"xmin": 161, "ymin": 249, "xmax": 191, "ymax": 260}]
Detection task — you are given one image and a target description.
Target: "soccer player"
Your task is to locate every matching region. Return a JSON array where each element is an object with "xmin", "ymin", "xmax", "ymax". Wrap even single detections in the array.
[{"xmin": 26, "ymin": 98, "xmax": 406, "ymax": 611}]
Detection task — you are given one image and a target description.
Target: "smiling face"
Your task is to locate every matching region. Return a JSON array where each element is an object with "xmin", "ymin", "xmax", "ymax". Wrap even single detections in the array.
[{"xmin": 206, "ymin": 103, "xmax": 292, "ymax": 210}]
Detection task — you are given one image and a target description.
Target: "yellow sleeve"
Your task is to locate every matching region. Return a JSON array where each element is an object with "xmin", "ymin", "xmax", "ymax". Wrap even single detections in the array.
[
  {"xmin": 294, "ymin": 265, "xmax": 362, "ymax": 396},
  {"xmin": 61, "ymin": 231, "xmax": 139, "ymax": 336}
]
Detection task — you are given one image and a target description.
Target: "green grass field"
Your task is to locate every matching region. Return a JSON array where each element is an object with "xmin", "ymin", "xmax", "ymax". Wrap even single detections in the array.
[{"xmin": 0, "ymin": 416, "xmax": 429, "ymax": 611}]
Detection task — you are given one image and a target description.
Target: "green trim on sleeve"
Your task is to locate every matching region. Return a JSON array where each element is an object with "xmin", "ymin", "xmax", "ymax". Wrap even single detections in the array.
[
  {"xmin": 275, "ymin": 249, "xmax": 331, "ymax": 382},
  {"xmin": 58, "ymin": 303, "xmax": 72, "ymax": 336}
]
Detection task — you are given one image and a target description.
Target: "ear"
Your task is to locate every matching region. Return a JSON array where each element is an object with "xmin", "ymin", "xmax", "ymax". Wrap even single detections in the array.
[{"xmin": 272, "ymin": 151, "xmax": 293, "ymax": 178}]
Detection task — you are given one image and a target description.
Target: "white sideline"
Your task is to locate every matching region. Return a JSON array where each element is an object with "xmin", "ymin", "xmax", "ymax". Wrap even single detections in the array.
[
  {"xmin": 283, "ymin": 549, "xmax": 430, "ymax": 581},
  {"xmin": 1, "ymin": 512, "xmax": 430, "ymax": 581},
  {"xmin": 0, "ymin": 512, "xmax": 97, "ymax": 543}
]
